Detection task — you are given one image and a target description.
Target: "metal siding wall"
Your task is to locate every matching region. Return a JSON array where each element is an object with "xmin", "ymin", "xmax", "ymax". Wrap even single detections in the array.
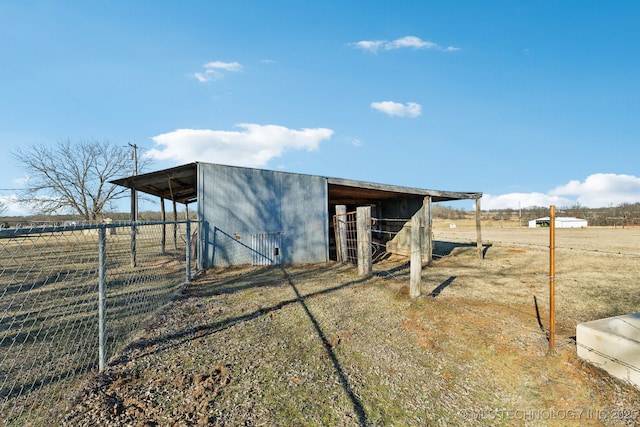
[
  {"xmin": 197, "ymin": 163, "xmax": 213, "ymax": 268},
  {"xmin": 209, "ymin": 164, "xmax": 282, "ymax": 235},
  {"xmin": 199, "ymin": 163, "xmax": 328, "ymax": 267},
  {"xmin": 280, "ymin": 173, "xmax": 328, "ymax": 264}
]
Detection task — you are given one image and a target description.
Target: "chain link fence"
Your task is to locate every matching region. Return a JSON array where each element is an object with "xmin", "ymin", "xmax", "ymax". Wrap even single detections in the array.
[
  {"xmin": 211, "ymin": 227, "xmax": 283, "ymax": 267},
  {"xmin": 0, "ymin": 220, "xmax": 197, "ymax": 425}
]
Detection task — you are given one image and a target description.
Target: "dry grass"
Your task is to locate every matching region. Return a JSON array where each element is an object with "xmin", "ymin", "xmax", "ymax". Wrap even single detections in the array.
[
  {"xmin": 0, "ymin": 225, "xmax": 190, "ymax": 426},
  {"xmin": 59, "ymin": 224, "xmax": 640, "ymax": 426}
]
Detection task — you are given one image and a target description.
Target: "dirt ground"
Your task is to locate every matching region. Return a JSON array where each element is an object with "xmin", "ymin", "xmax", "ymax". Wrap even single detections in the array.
[{"xmin": 59, "ymin": 223, "xmax": 640, "ymax": 426}]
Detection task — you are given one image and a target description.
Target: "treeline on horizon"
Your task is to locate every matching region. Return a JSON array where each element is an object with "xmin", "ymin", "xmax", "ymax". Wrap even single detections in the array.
[
  {"xmin": 433, "ymin": 202, "xmax": 640, "ymax": 227},
  {"xmin": 2, "ymin": 202, "xmax": 640, "ymax": 228},
  {"xmin": 0, "ymin": 210, "xmax": 196, "ymax": 228}
]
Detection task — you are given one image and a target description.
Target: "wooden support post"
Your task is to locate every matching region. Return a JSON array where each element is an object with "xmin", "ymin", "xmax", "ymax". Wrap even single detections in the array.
[
  {"xmin": 185, "ymin": 202, "xmax": 196, "ymax": 268},
  {"xmin": 173, "ymin": 199, "xmax": 178, "ymax": 250},
  {"xmin": 335, "ymin": 205, "xmax": 347, "ymax": 262},
  {"xmin": 423, "ymin": 196, "xmax": 432, "ymax": 265},
  {"xmin": 356, "ymin": 206, "xmax": 372, "ymax": 276},
  {"xmin": 160, "ymin": 198, "xmax": 166, "ymax": 254},
  {"xmin": 410, "ymin": 212, "xmax": 423, "ymax": 298},
  {"xmin": 475, "ymin": 197, "xmax": 483, "ymax": 260}
]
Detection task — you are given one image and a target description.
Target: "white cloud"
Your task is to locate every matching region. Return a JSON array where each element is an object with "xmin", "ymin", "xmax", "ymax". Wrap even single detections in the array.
[
  {"xmin": 550, "ymin": 173, "xmax": 640, "ymax": 207},
  {"xmin": 371, "ymin": 101, "xmax": 421, "ymax": 118},
  {"xmin": 481, "ymin": 173, "xmax": 640, "ymax": 210},
  {"xmin": 351, "ymin": 40, "xmax": 385, "ymax": 53},
  {"xmin": 146, "ymin": 124, "xmax": 334, "ymax": 167},
  {"xmin": 192, "ymin": 61, "xmax": 243, "ymax": 82},
  {"xmin": 0, "ymin": 194, "xmax": 32, "ymax": 217},
  {"xmin": 350, "ymin": 36, "xmax": 459, "ymax": 53},
  {"xmin": 386, "ymin": 36, "xmax": 436, "ymax": 50},
  {"xmin": 480, "ymin": 192, "xmax": 573, "ymax": 211}
]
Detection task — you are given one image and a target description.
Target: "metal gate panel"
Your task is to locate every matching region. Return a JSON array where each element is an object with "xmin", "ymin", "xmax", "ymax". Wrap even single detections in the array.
[
  {"xmin": 333, "ymin": 211, "xmax": 357, "ymax": 264},
  {"xmin": 251, "ymin": 232, "xmax": 282, "ymax": 265}
]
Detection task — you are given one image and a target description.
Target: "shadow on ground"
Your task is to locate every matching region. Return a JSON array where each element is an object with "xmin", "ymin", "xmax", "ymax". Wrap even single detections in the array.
[
  {"xmin": 434, "ymin": 240, "xmax": 492, "ymax": 258},
  {"xmin": 110, "ymin": 263, "xmax": 371, "ymax": 426}
]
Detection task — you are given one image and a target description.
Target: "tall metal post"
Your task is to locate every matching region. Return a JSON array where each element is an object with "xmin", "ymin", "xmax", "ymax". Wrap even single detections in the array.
[
  {"xmin": 476, "ymin": 197, "xmax": 483, "ymax": 259},
  {"xmin": 549, "ymin": 205, "xmax": 556, "ymax": 351},
  {"xmin": 98, "ymin": 228, "xmax": 107, "ymax": 372}
]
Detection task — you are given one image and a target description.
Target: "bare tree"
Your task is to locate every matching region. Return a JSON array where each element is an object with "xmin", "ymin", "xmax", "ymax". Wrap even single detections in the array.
[
  {"xmin": 13, "ymin": 139, "xmax": 149, "ymax": 220},
  {"xmin": 0, "ymin": 199, "xmax": 6, "ymax": 215}
]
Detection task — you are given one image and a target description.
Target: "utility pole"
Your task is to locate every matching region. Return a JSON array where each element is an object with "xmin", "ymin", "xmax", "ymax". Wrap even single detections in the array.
[
  {"xmin": 128, "ymin": 142, "xmax": 138, "ymax": 267},
  {"xmin": 519, "ymin": 202, "xmax": 522, "ymax": 227},
  {"xmin": 128, "ymin": 142, "xmax": 138, "ymax": 221}
]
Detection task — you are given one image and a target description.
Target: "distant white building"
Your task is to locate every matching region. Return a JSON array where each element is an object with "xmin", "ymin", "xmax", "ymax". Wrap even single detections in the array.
[{"xmin": 528, "ymin": 217, "xmax": 588, "ymax": 228}]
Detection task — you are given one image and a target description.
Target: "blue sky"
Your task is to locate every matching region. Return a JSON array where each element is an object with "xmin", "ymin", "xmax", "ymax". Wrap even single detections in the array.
[{"xmin": 1, "ymin": 1, "xmax": 640, "ymax": 215}]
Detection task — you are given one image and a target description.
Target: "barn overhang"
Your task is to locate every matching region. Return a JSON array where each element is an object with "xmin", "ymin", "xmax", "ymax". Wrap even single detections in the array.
[
  {"xmin": 111, "ymin": 162, "xmax": 482, "ymax": 206},
  {"xmin": 111, "ymin": 163, "xmax": 198, "ymax": 204},
  {"xmin": 326, "ymin": 177, "xmax": 481, "ymax": 206}
]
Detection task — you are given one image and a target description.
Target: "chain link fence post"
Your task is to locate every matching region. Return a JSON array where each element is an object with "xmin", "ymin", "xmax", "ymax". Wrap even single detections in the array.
[{"xmin": 98, "ymin": 227, "xmax": 107, "ymax": 372}]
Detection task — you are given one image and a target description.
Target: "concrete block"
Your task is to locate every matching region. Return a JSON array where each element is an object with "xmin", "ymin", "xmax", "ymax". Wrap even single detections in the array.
[{"xmin": 576, "ymin": 312, "xmax": 640, "ymax": 390}]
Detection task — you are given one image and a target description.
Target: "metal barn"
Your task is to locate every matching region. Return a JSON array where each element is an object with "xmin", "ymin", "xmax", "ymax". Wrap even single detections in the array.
[
  {"xmin": 112, "ymin": 162, "xmax": 482, "ymax": 267},
  {"xmin": 528, "ymin": 216, "xmax": 588, "ymax": 228}
]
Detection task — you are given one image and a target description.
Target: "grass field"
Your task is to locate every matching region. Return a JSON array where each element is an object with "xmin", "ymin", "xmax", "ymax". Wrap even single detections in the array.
[{"xmin": 60, "ymin": 223, "xmax": 640, "ymax": 426}]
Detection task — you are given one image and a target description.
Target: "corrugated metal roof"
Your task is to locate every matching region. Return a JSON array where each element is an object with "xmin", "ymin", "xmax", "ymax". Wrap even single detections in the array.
[
  {"xmin": 111, "ymin": 163, "xmax": 198, "ymax": 204},
  {"xmin": 111, "ymin": 162, "xmax": 482, "ymax": 205}
]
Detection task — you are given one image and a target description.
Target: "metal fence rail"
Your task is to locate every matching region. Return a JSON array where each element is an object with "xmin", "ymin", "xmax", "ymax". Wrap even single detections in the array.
[
  {"xmin": 333, "ymin": 212, "xmax": 411, "ymax": 265},
  {"xmin": 371, "ymin": 217, "xmax": 412, "ymax": 262},
  {"xmin": 0, "ymin": 220, "xmax": 197, "ymax": 425}
]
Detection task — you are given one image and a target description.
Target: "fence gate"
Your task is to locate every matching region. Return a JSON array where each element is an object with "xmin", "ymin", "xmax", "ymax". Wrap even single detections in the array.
[
  {"xmin": 333, "ymin": 211, "xmax": 358, "ymax": 264},
  {"xmin": 251, "ymin": 232, "xmax": 283, "ymax": 265}
]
